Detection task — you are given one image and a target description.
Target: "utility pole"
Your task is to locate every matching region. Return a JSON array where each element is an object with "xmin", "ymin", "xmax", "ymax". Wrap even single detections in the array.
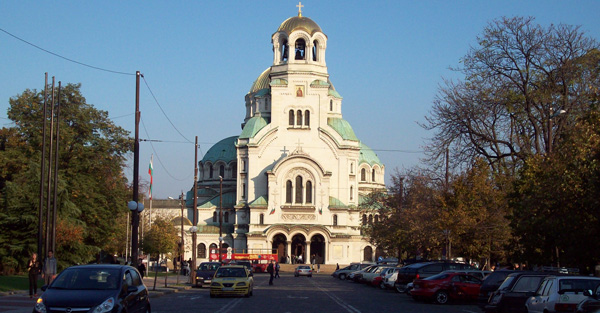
[
  {"xmin": 191, "ymin": 136, "xmax": 198, "ymax": 284},
  {"xmin": 132, "ymin": 71, "xmax": 141, "ymax": 268},
  {"xmin": 51, "ymin": 82, "xmax": 61, "ymax": 253},
  {"xmin": 38, "ymin": 73, "xmax": 48, "ymax": 258},
  {"xmin": 45, "ymin": 77, "xmax": 55, "ymax": 257}
]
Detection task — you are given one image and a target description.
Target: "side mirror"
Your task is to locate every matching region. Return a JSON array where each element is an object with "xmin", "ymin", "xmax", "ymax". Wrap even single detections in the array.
[{"xmin": 41, "ymin": 285, "xmax": 47, "ymax": 292}]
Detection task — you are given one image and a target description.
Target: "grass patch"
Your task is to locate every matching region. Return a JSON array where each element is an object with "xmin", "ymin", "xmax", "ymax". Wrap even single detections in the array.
[{"xmin": 0, "ymin": 275, "xmax": 44, "ymax": 292}]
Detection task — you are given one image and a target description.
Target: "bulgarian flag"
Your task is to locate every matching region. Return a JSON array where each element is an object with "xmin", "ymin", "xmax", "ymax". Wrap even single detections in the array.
[
  {"xmin": 148, "ymin": 155, "xmax": 153, "ymax": 200},
  {"xmin": 269, "ymin": 206, "xmax": 275, "ymax": 215}
]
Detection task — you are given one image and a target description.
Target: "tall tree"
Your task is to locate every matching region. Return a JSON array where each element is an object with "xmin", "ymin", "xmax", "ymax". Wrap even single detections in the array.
[
  {"xmin": 0, "ymin": 83, "xmax": 132, "ymax": 271},
  {"xmin": 422, "ymin": 16, "xmax": 599, "ymax": 175}
]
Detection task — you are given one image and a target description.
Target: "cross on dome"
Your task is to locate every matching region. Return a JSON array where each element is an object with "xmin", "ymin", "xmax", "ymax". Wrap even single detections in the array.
[{"xmin": 296, "ymin": 2, "xmax": 304, "ymax": 17}]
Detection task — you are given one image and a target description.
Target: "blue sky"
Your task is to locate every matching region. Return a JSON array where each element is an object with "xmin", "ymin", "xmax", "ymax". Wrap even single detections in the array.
[{"xmin": 1, "ymin": 1, "xmax": 599, "ymax": 199}]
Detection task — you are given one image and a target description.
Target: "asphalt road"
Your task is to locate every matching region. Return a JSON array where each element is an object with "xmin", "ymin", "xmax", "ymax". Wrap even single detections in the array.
[{"xmin": 151, "ymin": 272, "xmax": 482, "ymax": 313}]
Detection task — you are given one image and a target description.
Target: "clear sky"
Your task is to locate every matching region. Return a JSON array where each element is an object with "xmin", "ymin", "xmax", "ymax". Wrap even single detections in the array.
[{"xmin": 1, "ymin": 1, "xmax": 599, "ymax": 199}]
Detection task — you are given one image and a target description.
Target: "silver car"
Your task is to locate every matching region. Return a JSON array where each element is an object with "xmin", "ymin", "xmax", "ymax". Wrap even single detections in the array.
[
  {"xmin": 526, "ymin": 276, "xmax": 600, "ymax": 313},
  {"xmin": 294, "ymin": 265, "xmax": 312, "ymax": 277}
]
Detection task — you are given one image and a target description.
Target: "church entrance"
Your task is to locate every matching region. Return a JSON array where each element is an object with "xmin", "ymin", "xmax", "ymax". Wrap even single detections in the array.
[
  {"xmin": 310, "ymin": 234, "xmax": 325, "ymax": 264},
  {"xmin": 363, "ymin": 246, "xmax": 373, "ymax": 262},
  {"xmin": 272, "ymin": 233, "xmax": 288, "ymax": 263},
  {"xmin": 291, "ymin": 234, "xmax": 306, "ymax": 264}
]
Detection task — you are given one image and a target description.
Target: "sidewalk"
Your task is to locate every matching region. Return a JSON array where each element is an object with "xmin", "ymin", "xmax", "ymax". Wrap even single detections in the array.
[{"xmin": 142, "ymin": 273, "xmax": 193, "ymax": 298}]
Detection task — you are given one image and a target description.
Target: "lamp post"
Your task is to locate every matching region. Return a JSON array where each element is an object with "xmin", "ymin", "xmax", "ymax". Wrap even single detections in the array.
[
  {"xmin": 127, "ymin": 200, "xmax": 144, "ymax": 266},
  {"xmin": 547, "ymin": 107, "xmax": 567, "ymax": 154},
  {"xmin": 218, "ymin": 176, "xmax": 223, "ymax": 263},
  {"xmin": 179, "ymin": 193, "xmax": 185, "ymax": 284}
]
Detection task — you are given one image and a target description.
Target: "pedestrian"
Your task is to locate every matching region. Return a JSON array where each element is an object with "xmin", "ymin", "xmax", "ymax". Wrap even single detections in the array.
[
  {"xmin": 298, "ymin": 254, "xmax": 303, "ymax": 264},
  {"xmin": 311, "ymin": 255, "xmax": 316, "ymax": 271},
  {"xmin": 286, "ymin": 255, "xmax": 290, "ymax": 264},
  {"xmin": 317, "ymin": 262, "xmax": 320, "ymax": 273},
  {"xmin": 336, "ymin": 263, "xmax": 340, "ymax": 271},
  {"xmin": 42, "ymin": 250, "xmax": 57, "ymax": 286},
  {"xmin": 275, "ymin": 262, "xmax": 280, "ymax": 278},
  {"xmin": 267, "ymin": 260, "xmax": 274, "ymax": 285},
  {"xmin": 137, "ymin": 258, "xmax": 146, "ymax": 279},
  {"xmin": 27, "ymin": 252, "xmax": 42, "ymax": 298}
]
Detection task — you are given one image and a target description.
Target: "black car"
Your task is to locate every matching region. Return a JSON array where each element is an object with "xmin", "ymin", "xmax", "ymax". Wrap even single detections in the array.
[
  {"xmin": 484, "ymin": 272, "xmax": 550, "ymax": 313},
  {"xmin": 34, "ymin": 264, "xmax": 150, "ymax": 313},
  {"xmin": 394, "ymin": 261, "xmax": 478, "ymax": 293},
  {"xmin": 478, "ymin": 270, "xmax": 520, "ymax": 308},
  {"xmin": 195, "ymin": 262, "xmax": 221, "ymax": 287}
]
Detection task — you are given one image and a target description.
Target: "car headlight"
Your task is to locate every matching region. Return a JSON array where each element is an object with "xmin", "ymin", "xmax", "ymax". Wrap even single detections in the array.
[
  {"xmin": 237, "ymin": 282, "xmax": 247, "ymax": 286},
  {"xmin": 34, "ymin": 298, "xmax": 46, "ymax": 313},
  {"xmin": 92, "ymin": 297, "xmax": 115, "ymax": 313}
]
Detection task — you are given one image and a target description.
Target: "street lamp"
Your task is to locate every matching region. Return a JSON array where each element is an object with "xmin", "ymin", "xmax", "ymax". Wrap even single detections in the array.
[
  {"xmin": 547, "ymin": 107, "xmax": 567, "ymax": 154},
  {"xmin": 218, "ymin": 176, "xmax": 223, "ymax": 263},
  {"xmin": 127, "ymin": 200, "xmax": 144, "ymax": 266}
]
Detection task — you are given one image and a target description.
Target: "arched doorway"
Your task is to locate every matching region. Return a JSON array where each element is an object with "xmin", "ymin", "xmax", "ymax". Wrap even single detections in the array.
[
  {"xmin": 375, "ymin": 247, "xmax": 385, "ymax": 261},
  {"xmin": 363, "ymin": 246, "xmax": 373, "ymax": 262},
  {"xmin": 310, "ymin": 234, "xmax": 326, "ymax": 264},
  {"xmin": 272, "ymin": 233, "xmax": 288, "ymax": 263},
  {"xmin": 291, "ymin": 234, "xmax": 306, "ymax": 264}
]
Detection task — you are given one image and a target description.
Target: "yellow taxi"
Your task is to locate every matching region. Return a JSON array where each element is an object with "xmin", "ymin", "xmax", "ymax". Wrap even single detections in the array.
[{"xmin": 210, "ymin": 265, "xmax": 254, "ymax": 298}]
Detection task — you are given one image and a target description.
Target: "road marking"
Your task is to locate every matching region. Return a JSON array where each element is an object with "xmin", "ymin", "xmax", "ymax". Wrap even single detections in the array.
[
  {"xmin": 214, "ymin": 297, "xmax": 243, "ymax": 313},
  {"xmin": 286, "ymin": 295, "xmax": 309, "ymax": 299},
  {"xmin": 309, "ymin": 279, "xmax": 361, "ymax": 313}
]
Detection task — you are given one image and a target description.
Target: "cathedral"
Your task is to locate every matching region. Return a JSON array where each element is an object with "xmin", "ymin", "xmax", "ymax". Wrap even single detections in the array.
[{"xmin": 186, "ymin": 6, "xmax": 386, "ymax": 265}]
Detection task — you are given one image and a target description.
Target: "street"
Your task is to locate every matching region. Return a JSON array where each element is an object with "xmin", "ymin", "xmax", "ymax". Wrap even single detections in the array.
[{"xmin": 152, "ymin": 272, "xmax": 481, "ymax": 313}]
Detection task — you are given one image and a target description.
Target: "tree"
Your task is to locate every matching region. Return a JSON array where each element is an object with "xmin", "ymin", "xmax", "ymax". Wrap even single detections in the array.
[
  {"xmin": 141, "ymin": 216, "xmax": 178, "ymax": 289},
  {"xmin": 422, "ymin": 16, "xmax": 600, "ymax": 175},
  {"xmin": 0, "ymin": 83, "xmax": 132, "ymax": 271}
]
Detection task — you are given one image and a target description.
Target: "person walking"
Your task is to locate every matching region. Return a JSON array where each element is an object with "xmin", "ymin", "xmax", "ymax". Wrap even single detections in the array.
[
  {"xmin": 42, "ymin": 250, "xmax": 57, "ymax": 286},
  {"xmin": 267, "ymin": 261, "xmax": 274, "ymax": 285},
  {"xmin": 275, "ymin": 262, "xmax": 280, "ymax": 278},
  {"xmin": 27, "ymin": 252, "xmax": 42, "ymax": 298},
  {"xmin": 137, "ymin": 258, "xmax": 146, "ymax": 279}
]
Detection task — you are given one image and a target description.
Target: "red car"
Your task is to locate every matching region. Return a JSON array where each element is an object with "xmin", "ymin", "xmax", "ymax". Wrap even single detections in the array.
[{"xmin": 411, "ymin": 272, "xmax": 482, "ymax": 304}]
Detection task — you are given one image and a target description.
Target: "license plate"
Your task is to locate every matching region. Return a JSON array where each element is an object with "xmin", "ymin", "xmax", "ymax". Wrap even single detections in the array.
[{"xmin": 223, "ymin": 287, "xmax": 234, "ymax": 291}]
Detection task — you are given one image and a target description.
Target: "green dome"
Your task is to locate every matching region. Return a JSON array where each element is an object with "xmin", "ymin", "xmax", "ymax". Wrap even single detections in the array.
[
  {"xmin": 327, "ymin": 118, "xmax": 358, "ymax": 141},
  {"xmin": 249, "ymin": 68, "xmax": 271, "ymax": 94},
  {"xmin": 359, "ymin": 143, "xmax": 382, "ymax": 166},
  {"xmin": 276, "ymin": 16, "xmax": 322, "ymax": 36},
  {"xmin": 240, "ymin": 116, "xmax": 268, "ymax": 139},
  {"xmin": 202, "ymin": 136, "xmax": 238, "ymax": 164}
]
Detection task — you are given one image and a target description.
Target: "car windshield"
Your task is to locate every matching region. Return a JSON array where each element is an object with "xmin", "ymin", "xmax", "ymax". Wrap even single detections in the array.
[
  {"xmin": 425, "ymin": 273, "xmax": 450, "ymax": 281},
  {"xmin": 559, "ymin": 279, "xmax": 600, "ymax": 293},
  {"xmin": 298, "ymin": 266, "xmax": 310, "ymax": 269},
  {"xmin": 513, "ymin": 276, "xmax": 544, "ymax": 292},
  {"xmin": 215, "ymin": 268, "xmax": 247, "ymax": 278},
  {"xmin": 199, "ymin": 263, "xmax": 220, "ymax": 271},
  {"xmin": 51, "ymin": 268, "xmax": 121, "ymax": 290},
  {"xmin": 498, "ymin": 276, "xmax": 515, "ymax": 290}
]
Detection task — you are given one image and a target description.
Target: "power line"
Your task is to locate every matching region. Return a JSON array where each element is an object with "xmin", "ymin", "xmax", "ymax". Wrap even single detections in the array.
[{"xmin": 0, "ymin": 27, "xmax": 135, "ymax": 76}]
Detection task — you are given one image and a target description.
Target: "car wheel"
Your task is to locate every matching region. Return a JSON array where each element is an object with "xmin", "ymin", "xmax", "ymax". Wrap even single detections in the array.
[
  {"xmin": 244, "ymin": 290, "xmax": 250, "ymax": 298},
  {"xmin": 395, "ymin": 285, "xmax": 405, "ymax": 293},
  {"xmin": 339, "ymin": 274, "xmax": 346, "ymax": 280},
  {"xmin": 434, "ymin": 290, "xmax": 449, "ymax": 304}
]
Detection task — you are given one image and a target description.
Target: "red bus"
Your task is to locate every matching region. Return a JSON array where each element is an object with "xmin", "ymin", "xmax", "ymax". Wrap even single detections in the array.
[{"xmin": 209, "ymin": 248, "xmax": 277, "ymax": 273}]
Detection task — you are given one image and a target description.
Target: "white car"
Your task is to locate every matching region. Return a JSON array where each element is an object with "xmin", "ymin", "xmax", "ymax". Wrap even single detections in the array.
[
  {"xmin": 525, "ymin": 275, "xmax": 600, "ymax": 313},
  {"xmin": 383, "ymin": 268, "xmax": 401, "ymax": 289}
]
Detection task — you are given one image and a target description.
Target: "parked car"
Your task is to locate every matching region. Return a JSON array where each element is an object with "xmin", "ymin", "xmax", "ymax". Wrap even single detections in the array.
[
  {"xmin": 576, "ymin": 283, "xmax": 600, "ymax": 313},
  {"xmin": 34, "ymin": 264, "xmax": 150, "ymax": 313},
  {"xmin": 478, "ymin": 270, "xmax": 521, "ymax": 309},
  {"xmin": 411, "ymin": 272, "xmax": 482, "ymax": 304},
  {"xmin": 525, "ymin": 276, "xmax": 600, "ymax": 313},
  {"xmin": 442, "ymin": 269, "xmax": 491, "ymax": 280},
  {"xmin": 362, "ymin": 266, "xmax": 393, "ymax": 285},
  {"xmin": 349, "ymin": 265, "xmax": 377, "ymax": 282},
  {"xmin": 331, "ymin": 262, "xmax": 375, "ymax": 280},
  {"xmin": 372, "ymin": 267, "xmax": 398, "ymax": 288},
  {"xmin": 395, "ymin": 261, "xmax": 478, "ymax": 293},
  {"xmin": 294, "ymin": 265, "xmax": 313, "ymax": 277},
  {"xmin": 484, "ymin": 272, "xmax": 550, "ymax": 313},
  {"xmin": 210, "ymin": 265, "xmax": 254, "ymax": 298},
  {"xmin": 228, "ymin": 260, "xmax": 253, "ymax": 272},
  {"xmin": 383, "ymin": 268, "xmax": 402, "ymax": 289},
  {"xmin": 195, "ymin": 262, "xmax": 221, "ymax": 287}
]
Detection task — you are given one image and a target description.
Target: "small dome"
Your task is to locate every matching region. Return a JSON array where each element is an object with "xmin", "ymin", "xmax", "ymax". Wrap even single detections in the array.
[
  {"xmin": 327, "ymin": 118, "xmax": 358, "ymax": 141},
  {"xmin": 249, "ymin": 68, "xmax": 271, "ymax": 94},
  {"xmin": 359, "ymin": 143, "xmax": 383, "ymax": 166},
  {"xmin": 240, "ymin": 116, "xmax": 268, "ymax": 139},
  {"xmin": 276, "ymin": 16, "xmax": 322, "ymax": 36},
  {"xmin": 202, "ymin": 136, "xmax": 238, "ymax": 164}
]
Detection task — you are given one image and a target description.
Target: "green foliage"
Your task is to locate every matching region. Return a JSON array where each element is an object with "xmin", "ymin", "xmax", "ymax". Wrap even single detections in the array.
[
  {"xmin": 141, "ymin": 216, "xmax": 178, "ymax": 259},
  {"xmin": 0, "ymin": 83, "xmax": 132, "ymax": 272}
]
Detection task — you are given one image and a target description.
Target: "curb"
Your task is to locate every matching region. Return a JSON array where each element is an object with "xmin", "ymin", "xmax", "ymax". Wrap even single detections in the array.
[{"xmin": 0, "ymin": 290, "xmax": 27, "ymax": 297}]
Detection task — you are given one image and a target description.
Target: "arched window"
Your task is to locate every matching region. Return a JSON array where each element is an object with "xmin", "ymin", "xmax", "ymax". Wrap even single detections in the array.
[
  {"xmin": 259, "ymin": 213, "xmax": 264, "ymax": 225},
  {"xmin": 361, "ymin": 168, "xmax": 366, "ymax": 181},
  {"xmin": 362, "ymin": 214, "xmax": 367, "ymax": 225},
  {"xmin": 282, "ymin": 39, "xmax": 288, "ymax": 62},
  {"xmin": 209, "ymin": 243, "xmax": 218, "ymax": 254},
  {"xmin": 372, "ymin": 169, "xmax": 376, "ymax": 182},
  {"xmin": 369, "ymin": 215, "xmax": 373, "ymax": 225},
  {"xmin": 232, "ymin": 163, "xmax": 237, "ymax": 178},
  {"xmin": 305, "ymin": 110, "xmax": 310, "ymax": 126},
  {"xmin": 333, "ymin": 214, "xmax": 338, "ymax": 226},
  {"xmin": 242, "ymin": 183, "xmax": 246, "ymax": 198},
  {"xmin": 219, "ymin": 165, "xmax": 225, "ymax": 178},
  {"xmin": 209, "ymin": 164, "xmax": 214, "ymax": 178},
  {"xmin": 306, "ymin": 181, "xmax": 312, "ymax": 204},
  {"xmin": 350, "ymin": 186, "xmax": 354, "ymax": 200},
  {"xmin": 313, "ymin": 40, "xmax": 318, "ymax": 61},
  {"xmin": 198, "ymin": 243, "xmax": 207, "ymax": 258},
  {"xmin": 289, "ymin": 110, "xmax": 294, "ymax": 126},
  {"xmin": 296, "ymin": 110, "xmax": 302, "ymax": 126},
  {"xmin": 224, "ymin": 212, "xmax": 229, "ymax": 223},
  {"xmin": 374, "ymin": 215, "xmax": 379, "ymax": 224},
  {"xmin": 295, "ymin": 176, "xmax": 303, "ymax": 204},
  {"xmin": 330, "ymin": 100, "xmax": 333, "ymax": 111},
  {"xmin": 212, "ymin": 211, "xmax": 217, "ymax": 223},
  {"xmin": 295, "ymin": 38, "xmax": 306, "ymax": 60},
  {"xmin": 286, "ymin": 180, "xmax": 293, "ymax": 203},
  {"xmin": 350, "ymin": 162, "xmax": 354, "ymax": 174}
]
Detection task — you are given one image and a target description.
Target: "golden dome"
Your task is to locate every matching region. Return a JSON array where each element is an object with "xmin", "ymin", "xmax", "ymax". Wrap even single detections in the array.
[
  {"xmin": 276, "ymin": 16, "xmax": 322, "ymax": 36},
  {"xmin": 249, "ymin": 67, "xmax": 271, "ymax": 93}
]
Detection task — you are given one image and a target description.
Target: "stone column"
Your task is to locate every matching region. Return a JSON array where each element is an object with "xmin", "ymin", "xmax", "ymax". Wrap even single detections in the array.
[
  {"xmin": 306, "ymin": 241, "xmax": 312, "ymax": 264},
  {"xmin": 286, "ymin": 241, "xmax": 292, "ymax": 263}
]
